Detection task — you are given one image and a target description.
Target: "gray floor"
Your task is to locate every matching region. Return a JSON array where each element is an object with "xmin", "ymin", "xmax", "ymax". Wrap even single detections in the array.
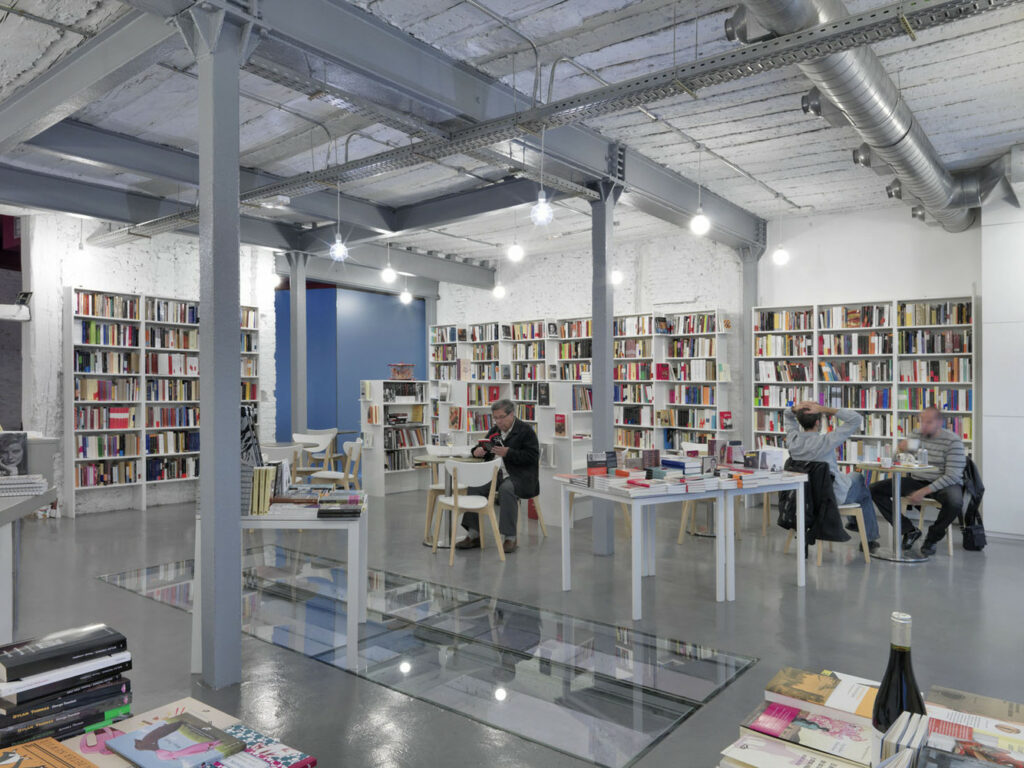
[{"xmin": 13, "ymin": 493, "xmax": 1024, "ymax": 767}]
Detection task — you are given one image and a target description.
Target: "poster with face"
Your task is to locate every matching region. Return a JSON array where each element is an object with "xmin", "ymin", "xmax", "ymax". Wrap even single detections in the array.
[{"xmin": 0, "ymin": 433, "xmax": 27, "ymax": 476}]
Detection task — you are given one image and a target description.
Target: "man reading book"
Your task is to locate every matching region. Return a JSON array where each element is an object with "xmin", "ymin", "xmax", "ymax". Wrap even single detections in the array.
[
  {"xmin": 457, "ymin": 399, "xmax": 539, "ymax": 554},
  {"xmin": 785, "ymin": 401, "xmax": 881, "ymax": 552}
]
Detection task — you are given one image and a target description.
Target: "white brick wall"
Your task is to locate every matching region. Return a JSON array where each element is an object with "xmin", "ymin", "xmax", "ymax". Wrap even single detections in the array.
[{"xmin": 21, "ymin": 213, "xmax": 278, "ymax": 514}]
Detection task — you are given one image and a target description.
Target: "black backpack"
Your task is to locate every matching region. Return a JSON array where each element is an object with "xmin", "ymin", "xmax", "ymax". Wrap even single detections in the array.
[{"xmin": 961, "ymin": 457, "xmax": 986, "ymax": 551}]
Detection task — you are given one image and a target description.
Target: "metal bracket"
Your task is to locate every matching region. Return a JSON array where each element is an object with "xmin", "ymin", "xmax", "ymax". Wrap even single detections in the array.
[
  {"xmin": 174, "ymin": 0, "xmax": 267, "ymax": 64},
  {"xmin": 608, "ymin": 142, "xmax": 627, "ymax": 184},
  {"xmin": 724, "ymin": 5, "xmax": 776, "ymax": 44}
]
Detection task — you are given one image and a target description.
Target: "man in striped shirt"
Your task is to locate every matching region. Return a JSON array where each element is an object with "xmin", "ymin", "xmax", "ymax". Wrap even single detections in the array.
[{"xmin": 870, "ymin": 406, "xmax": 966, "ymax": 556}]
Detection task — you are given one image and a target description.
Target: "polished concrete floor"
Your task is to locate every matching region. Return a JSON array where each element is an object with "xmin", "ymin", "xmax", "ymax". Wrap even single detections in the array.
[{"xmin": 14, "ymin": 493, "xmax": 1024, "ymax": 767}]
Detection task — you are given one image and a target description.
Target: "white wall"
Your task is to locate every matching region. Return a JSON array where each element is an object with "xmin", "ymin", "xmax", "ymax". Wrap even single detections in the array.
[
  {"xmin": 21, "ymin": 213, "xmax": 278, "ymax": 515},
  {"xmin": 758, "ymin": 208, "xmax": 981, "ymax": 306}
]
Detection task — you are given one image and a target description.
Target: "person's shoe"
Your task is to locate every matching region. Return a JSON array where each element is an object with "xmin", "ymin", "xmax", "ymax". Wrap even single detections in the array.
[
  {"xmin": 920, "ymin": 542, "xmax": 937, "ymax": 556},
  {"xmin": 866, "ymin": 540, "xmax": 880, "ymax": 554},
  {"xmin": 502, "ymin": 538, "xmax": 518, "ymax": 554},
  {"xmin": 845, "ymin": 520, "xmax": 860, "ymax": 532},
  {"xmin": 902, "ymin": 528, "xmax": 922, "ymax": 551},
  {"xmin": 455, "ymin": 536, "xmax": 481, "ymax": 550}
]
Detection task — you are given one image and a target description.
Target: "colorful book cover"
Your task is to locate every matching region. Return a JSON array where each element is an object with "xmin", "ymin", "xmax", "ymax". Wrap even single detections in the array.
[
  {"xmin": 106, "ymin": 713, "xmax": 244, "ymax": 768},
  {"xmin": 927, "ymin": 687, "xmax": 1024, "ymax": 726},
  {"xmin": 216, "ymin": 724, "xmax": 315, "ymax": 768},
  {"xmin": 721, "ymin": 734, "xmax": 861, "ymax": 768},
  {"xmin": 0, "ymin": 736, "xmax": 100, "ymax": 767},
  {"xmin": 742, "ymin": 701, "xmax": 872, "ymax": 766},
  {"xmin": 765, "ymin": 668, "xmax": 877, "ymax": 724}
]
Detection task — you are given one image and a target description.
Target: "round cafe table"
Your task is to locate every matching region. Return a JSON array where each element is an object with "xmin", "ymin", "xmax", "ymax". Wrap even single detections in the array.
[
  {"xmin": 414, "ymin": 453, "xmax": 482, "ymax": 549},
  {"xmin": 856, "ymin": 461, "xmax": 937, "ymax": 563}
]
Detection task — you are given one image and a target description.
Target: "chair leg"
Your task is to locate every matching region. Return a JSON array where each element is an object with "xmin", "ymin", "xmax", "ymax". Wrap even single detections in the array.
[
  {"xmin": 762, "ymin": 493, "xmax": 770, "ymax": 537},
  {"xmin": 488, "ymin": 507, "xmax": 505, "ymax": 561},
  {"xmin": 534, "ymin": 498, "xmax": 548, "ymax": 538},
  {"xmin": 449, "ymin": 508, "xmax": 459, "ymax": 567},
  {"xmin": 784, "ymin": 529, "xmax": 794, "ymax": 554},
  {"xmin": 424, "ymin": 488, "xmax": 439, "ymax": 543},
  {"xmin": 853, "ymin": 509, "xmax": 870, "ymax": 564},
  {"xmin": 432, "ymin": 505, "xmax": 444, "ymax": 554},
  {"xmin": 677, "ymin": 501, "xmax": 692, "ymax": 545},
  {"xmin": 817, "ymin": 541, "xmax": 824, "ymax": 566}
]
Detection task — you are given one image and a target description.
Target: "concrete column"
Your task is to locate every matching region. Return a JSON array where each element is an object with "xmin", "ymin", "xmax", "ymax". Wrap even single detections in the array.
[
  {"xmin": 192, "ymin": 7, "xmax": 248, "ymax": 689},
  {"xmin": 286, "ymin": 251, "xmax": 309, "ymax": 434},
  {"xmin": 590, "ymin": 182, "xmax": 622, "ymax": 555},
  {"xmin": 739, "ymin": 248, "xmax": 760, "ymax": 447}
]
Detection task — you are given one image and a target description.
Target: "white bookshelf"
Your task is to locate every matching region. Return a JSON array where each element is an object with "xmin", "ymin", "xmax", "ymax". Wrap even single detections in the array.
[
  {"xmin": 751, "ymin": 304, "xmax": 815, "ymax": 450},
  {"xmin": 612, "ymin": 313, "xmax": 655, "ymax": 455},
  {"xmin": 509, "ymin": 318, "xmax": 550, "ymax": 428},
  {"xmin": 64, "ymin": 288, "xmax": 259, "ymax": 516},
  {"xmin": 360, "ymin": 379, "xmax": 431, "ymax": 494}
]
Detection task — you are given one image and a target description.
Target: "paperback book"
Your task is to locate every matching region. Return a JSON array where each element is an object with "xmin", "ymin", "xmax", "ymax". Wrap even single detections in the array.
[
  {"xmin": 764, "ymin": 668, "xmax": 878, "ymax": 728},
  {"xmin": 740, "ymin": 701, "xmax": 872, "ymax": 766},
  {"xmin": 0, "ymin": 625, "xmax": 127, "ymax": 684},
  {"xmin": 106, "ymin": 712, "xmax": 244, "ymax": 768},
  {"xmin": 927, "ymin": 688, "xmax": 1024, "ymax": 726},
  {"xmin": 720, "ymin": 733, "xmax": 863, "ymax": 768},
  {"xmin": 0, "ymin": 653, "xmax": 132, "ymax": 706},
  {"xmin": 216, "ymin": 724, "xmax": 316, "ymax": 767},
  {"xmin": 0, "ymin": 736, "xmax": 101, "ymax": 767}
]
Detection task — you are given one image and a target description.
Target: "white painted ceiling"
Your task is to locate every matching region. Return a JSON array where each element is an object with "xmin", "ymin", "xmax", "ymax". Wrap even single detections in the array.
[{"xmin": 2, "ymin": 0, "xmax": 1024, "ymax": 261}]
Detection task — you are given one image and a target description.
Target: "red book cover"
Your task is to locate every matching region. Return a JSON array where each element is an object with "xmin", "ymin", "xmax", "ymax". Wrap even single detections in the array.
[
  {"xmin": 554, "ymin": 414, "xmax": 566, "ymax": 437},
  {"xmin": 655, "ymin": 363, "xmax": 670, "ymax": 381}
]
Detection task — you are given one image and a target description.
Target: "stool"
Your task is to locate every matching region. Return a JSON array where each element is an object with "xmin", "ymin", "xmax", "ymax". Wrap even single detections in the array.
[
  {"xmin": 784, "ymin": 503, "xmax": 869, "ymax": 565},
  {"xmin": 915, "ymin": 498, "xmax": 954, "ymax": 556},
  {"xmin": 517, "ymin": 497, "xmax": 548, "ymax": 538}
]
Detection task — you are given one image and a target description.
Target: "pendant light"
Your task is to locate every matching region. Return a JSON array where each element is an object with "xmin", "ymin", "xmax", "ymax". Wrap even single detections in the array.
[
  {"xmin": 507, "ymin": 205, "xmax": 524, "ymax": 261},
  {"xmin": 610, "ymin": 269, "xmax": 624, "ymax": 286},
  {"xmin": 492, "ymin": 253, "xmax": 507, "ymax": 299},
  {"xmin": 772, "ymin": 218, "xmax": 791, "ymax": 265},
  {"xmin": 381, "ymin": 241, "xmax": 397, "ymax": 283},
  {"xmin": 330, "ymin": 185, "xmax": 348, "ymax": 261},
  {"xmin": 531, "ymin": 128, "xmax": 554, "ymax": 226},
  {"xmin": 690, "ymin": 146, "xmax": 711, "ymax": 236},
  {"xmin": 399, "ymin": 278, "xmax": 413, "ymax": 304}
]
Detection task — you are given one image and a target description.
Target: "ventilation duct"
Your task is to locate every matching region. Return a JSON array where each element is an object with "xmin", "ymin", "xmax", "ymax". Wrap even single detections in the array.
[{"xmin": 741, "ymin": 0, "xmax": 977, "ymax": 231}]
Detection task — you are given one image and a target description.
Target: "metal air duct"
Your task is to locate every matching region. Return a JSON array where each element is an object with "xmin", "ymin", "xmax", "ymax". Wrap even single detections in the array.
[{"xmin": 741, "ymin": 0, "xmax": 976, "ymax": 231}]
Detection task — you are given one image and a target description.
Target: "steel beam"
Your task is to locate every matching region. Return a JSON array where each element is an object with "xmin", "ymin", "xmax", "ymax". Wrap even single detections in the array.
[
  {"xmin": 392, "ymin": 177, "xmax": 561, "ymax": 233},
  {"xmin": 27, "ymin": 120, "xmax": 393, "ymax": 235},
  {"xmin": 276, "ymin": 253, "xmax": 440, "ymax": 298},
  {"xmin": 0, "ymin": 11, "xmax": 179, "ymax": 154},
  {"xmin": 0, "ymin": 164, "xmax": 298, "ymax": 250}
]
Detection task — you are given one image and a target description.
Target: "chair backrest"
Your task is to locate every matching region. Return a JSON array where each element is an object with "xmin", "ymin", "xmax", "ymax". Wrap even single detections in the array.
[
  {"xmin": 446, "ymin": 459, "xmax": 499, "ymax": 497},
  {"xmin": 306, "ymin": 427, "xmax": 339, "ymax": 453},
  {"xmin": 262, "ymin": 444, "xmax": 299, "ymax": 464},
  {"xmin": 293, "ymin": 430, "xmax": 336, "ymax": 454},
  {"xmin": 343, "ymin": 439, "xmax": 362, "ymax": 474}
]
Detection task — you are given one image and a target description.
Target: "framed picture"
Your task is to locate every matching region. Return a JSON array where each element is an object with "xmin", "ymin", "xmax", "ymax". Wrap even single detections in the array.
[{"xmin": 0, "ymin": 432, "xmax": 27, "ymax": 475}]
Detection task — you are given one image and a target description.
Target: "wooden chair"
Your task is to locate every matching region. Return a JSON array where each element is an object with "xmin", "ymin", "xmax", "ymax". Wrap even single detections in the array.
[
  {"xmin": 517, "ymin": 495, "xmax": 548, "ymax": 537},
  {"xmin": 292, "ymin": 430, "xmax": 337, "ymax": 480},
  {"xmin": 784, "ymin": 503, "xmax": 870, "ymax": 565},
  {"xmin": 306, "ymin": 427, "xmax": 342, "ymax": 471},
  {"xmin": 261, "ymin": 444, "xmax": 299, "ymax": 485},
  {"xmin": 433, "ymin": 459, "xmax": 502, "ymax": 566},
  {"xmin": 311, "ymin": 439, "xmax": 363, "ymax": 491},
  {"xmin": 911, "ymin": 498, "xmax": 954, "ymax": 556}
]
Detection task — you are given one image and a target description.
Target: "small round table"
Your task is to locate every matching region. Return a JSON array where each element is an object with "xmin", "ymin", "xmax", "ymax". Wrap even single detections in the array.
[
  {"xmin": 856, "ymin": 462, "xmax": 937, "ymax": 563},
  {"xmin": 414, "ymin": 453, "xmax": 481, "ymax": 549}
]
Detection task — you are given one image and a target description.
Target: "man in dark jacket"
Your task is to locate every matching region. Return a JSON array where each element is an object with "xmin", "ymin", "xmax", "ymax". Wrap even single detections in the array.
[{"xmin": 457, "ymin": 398, "xmax": 540, "ymax": 554}]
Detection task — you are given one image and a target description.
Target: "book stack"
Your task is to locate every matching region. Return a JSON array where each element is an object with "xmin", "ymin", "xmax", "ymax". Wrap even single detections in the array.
[
  {"xmin": 318, "ymin": 490, "xmax": 366, "ymax": 519},
  {"xmin": 0, "ymin": 624, "xmax": 132, "ymax": 749},
  {"xmin": 923, "ymin": 695, "xmax": 1024, "ymax": 766},
  {"xmin": 0, "ymin": 474, "xmax": 48, "ymax": 497}
]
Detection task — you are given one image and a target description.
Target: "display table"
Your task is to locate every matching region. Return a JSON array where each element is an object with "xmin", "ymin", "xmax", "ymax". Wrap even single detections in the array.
[
  {"xmin": 0, "ymin": 488, "xmax": 57, "ymax": 644},
  {"xmin": 856, "ymin": 462, "xmax": 937, "ymax": 563}
]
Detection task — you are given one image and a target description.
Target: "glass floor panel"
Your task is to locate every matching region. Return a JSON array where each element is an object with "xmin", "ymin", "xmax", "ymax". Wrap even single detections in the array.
[{"xmin": 100, "ymin": 542, "xmax": 755, "ymax": 768}]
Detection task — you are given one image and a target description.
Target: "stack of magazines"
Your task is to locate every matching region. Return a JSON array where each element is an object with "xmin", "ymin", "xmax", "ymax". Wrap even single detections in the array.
[
  {"xmin": 318, "ymin": 490, "xmax": 366, "ymax": 519},
  {"xmin": 0, "ymin": 474, "xmax": 48, "ymax": 497}
]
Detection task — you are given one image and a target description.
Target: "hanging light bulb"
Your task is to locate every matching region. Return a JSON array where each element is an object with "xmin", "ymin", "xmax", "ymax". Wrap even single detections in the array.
[
  {"xmin": 690, "ymin": 147, "xmax": 711, "ymax": 237},
  {"xmin": 610, "ymin": 269, "xmax": 624, "ymax": 286},
  {"xmin": 329, "ymin": 233, "xmax": 348, "ymax": 262},
  {"xmin": 399, "ymin": 288, "xmax": 413, "ymax": 304},
  {"xmin": 381, "ymin": 242, "xmax": 397, "ymax": 282},
  {"xmin": 507, "ymin": 242, "xmax": 524, "ymax": 262},
  {"xmin": 492, "ymin": 283, "xmax": 507, "ymax": 299},
  {"xmin": 772, "ymin": 246, "xmax": 790, "ymax": 265},
  {"xmin": 531, "ymin": 190, "xmax": 553, "ymax": 226}
]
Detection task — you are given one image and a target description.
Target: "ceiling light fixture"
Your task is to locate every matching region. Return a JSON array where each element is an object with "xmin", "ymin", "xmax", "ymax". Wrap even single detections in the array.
[
  {"xmin": 610, "ymin": 269, "xmax": 624, "ymax": 286},
  {"xmin": 494, "ymin": 687, "xmax": 508, "ymax": 702},
  {"xmin": 772, "ymin": 218, "xmax": 791, "ymax": 265},
  {"xmin": 330, "ymin": 184, "xmax": 348, "ymax": 261},
  {"xmin": 381, "ymin": 241, "xmax": 397, "ymax": 283},
  {"xmin": 399, "ymin": 288, "xmax": 413, "ymax": 304},
  {"xmin": 507, "ymin": 242, "xmax": 524, "ymax": 262},
  {"xmin": 690, "ymin": 146, "xmax": 711, "ymax": 236},
  {"xmin": 531, "ymin": 128, "xmax": 554, "ymax": 226}
]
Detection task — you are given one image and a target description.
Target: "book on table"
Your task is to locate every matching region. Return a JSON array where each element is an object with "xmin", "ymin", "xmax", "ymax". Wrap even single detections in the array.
[
  {"xmin": 0, "ymin": 677, "xmax": 130, "ymax": 724},
  {"xmin": 106, "ymin": 712, "xmax": 244, "ymax": 768},
  {"xmin": 763, "ymin": 668, "xmax": 878, "ymax": 728},
  {"xmin": 0, "ymin": 736, "xmax": 102, "ymax": 767},
  {"xmin": 740, "ymin": 700, "xmax": 873, "ymax": 766},
  {"xmin": 218, "ymin": 723, "xmax": 316, "ymax": 768},
  {"xmin": 0, "ymin": 693, "xmax": 131, "ymax": 748},
  {"xmin": 720, "ymin": 733, "xmax": 864, "ymax": 767},
  {"xmin": 926, "ymin": 687, "xmax": 1024, "ymax": 725},
  {"xmin": 0, "ymin": 652, "xmax": 132, "ymax": 706}
]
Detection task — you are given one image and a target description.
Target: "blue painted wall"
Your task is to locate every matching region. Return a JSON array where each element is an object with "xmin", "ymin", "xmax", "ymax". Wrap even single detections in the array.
[{"xmin": 275, "ymin": 286, "xmax": 426, "ymax": 440}]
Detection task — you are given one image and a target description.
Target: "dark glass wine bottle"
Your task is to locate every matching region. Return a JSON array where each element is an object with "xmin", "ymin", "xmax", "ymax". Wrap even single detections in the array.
[{"xmin": 872, "ymin": 612, "xmax": 927, "ymax": 751}]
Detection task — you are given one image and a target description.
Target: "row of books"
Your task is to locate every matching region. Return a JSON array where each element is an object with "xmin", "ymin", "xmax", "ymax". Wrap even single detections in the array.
[
  {"xmin": 658, "ymin": 360, "xmax": 717, "ymax": 382},
  {"xmin": 430, "ymin": 325, "xmax": 459, "ymax": 344},
  {"xmin": 755, "ymin": 334, "xmax": 813, "ymax": 357},
  {"xmin": 613, "ymin": 383, "xmax": 655, "ymax": 404},
  {"xmin": 146, "ymin": 298, "xmax": 198, "ymax": 325},
  {"xmin": 75, "ymin": 291, "xmax": 138, "ymax": 320},
  {"xmin": 668, "ymin": 337, "xmax": 715, "ymax": 358},
  {"xmin": 819, "ymin": 332, "xmax": 893, "ymax": 356},
  {"xmin": 676, "ymin": 312, "xmax": 717, "ymax": 334},
  {"xmin": 820, "ymin": 359, "xmax": 893, "ymax": 382},
  {"xmin": 74, "ymin": 460, "xmax": 138, "ymax": 487},
  {"xmin": 898, "ymin": 414, "xmax": 973, "ymax": 441},
  {"xmin": 897, "ymin": 388, "xmax": 972, "ymax": 412},
  {"xmin": 240, "ymin": 333, "xmax": 258, "ymax": 352},
  {"xmin": 240, "ymin": 306, "xmax": 259, "ymax": 330},
  {"xmin": 560, "ymin": 361, "xmax": 592, "ymax": 381},
  {"xmin": 657, "ymin": 407, "xmax": 718, "ymax": 429},
  {"xmin": 820, "ymin": 384, "xmax": 892, "ymax": 410},
  {"xmin": 146, "ymin": 430, "xmax": 200, "ymax": 455},
  {"xmin": 145, "ymin": 379, "xmax": 198, "ymax": 402},
  {"xmin": 615, "ymin": 427, "xmax": 654, "ymax": 449},
  {"xmin": 75, "ymin": 378, "xmax": 139, "ymax": 403},
  {"xmin": 74, "ymin": 350, "xmax": 139, "ymax": 375},
  {"xmin": 756, "ymin": 361, "xmax": 812, "ymax": 383},
  {"xmin": 558, "ymin": 339, "xmax": 592, "ymax": 359},
  {"xmin": 241, "ymin": 358, "xmax": 258, "ymax": 377},
  {"xmin": 468, "ymin": 412, "xmax": 494, "ymax": 432},
  {"xmin": 512, "ymin": 382, "xmax": 539, "ymax": 401},
  {"xmin": 467, "ymin": 384, "xmax": 502, "ymax": 406},
  {"xmin": 0, "ymin": 624, "xmax": 131, "ymax": 749},
  {"xmin": 381, "ymin": 382, "xmax": 426, "ymax": 401},
  {"xmin": 837, "ymin": 439, "xmax": 893, "ymax": 464},
  {"xmin": 74, "ymin": 320, "xmax": 139, "ymax": 348},
  {"xmin": 145, "ymin": 352, "xmax": 199, "ymax": 376},
  {"xmin": 898, "ymin": 329, "xmax": 971, "ymax": 354},
  {"xmin": 613, "ymin": 361, "xmax": 653, "ymax": 381},
  {"xmin": 145, "ymin": 327, "xmax": 198, "ymax": 350},
  {"xmin": 560, "ymin": 319, "xmax": 592, "ymax": 338},
  {"xmin": 241, "ymin": 381, "xmax": 258, "ymax": 401},
  {"xmin": 613, "ymin": 315, "xmax": 655, "ymax": 336},
  {"xmin": 75, "ymin": 405, "xmax": 137, "ymax": 430},
  {"xmin": 755, "ymin": 309, "xmax": 813, "ymax": 332},
  {"xmin": 898, "ymin": 359, "xmax": 972, "ymax": 383},
  {"xmin": 754, "ymin": 410, "xmax": 785, "ymax": 433},
  {"xmin": 511, "ymin": 320, "xmax": 545, "ymax": 340},
  {"xmin": 470, "ymin": 342, "xmax": 499, "ymax": 361},
  {"xmin": 573, "ymin": 385, "xmax": 594, "ymax": 411},
  {"xmin": 512, "ymin": 340, "xmax": 545, "ymax": 360},
  {"xmin": 614, "ymin": 404, "xmax": 653, "ymax": 427},
  {"xmin": 146, "ymin": 455, "xmax": 199, "ymax": 481},
  {"xmin": 384, "ymin": 450, "xmax": 420, "ymax": 471},
  {"xmin": 512, "ymin": 362, "xmax": 544, "ymax": 380},
  {"xmin": 516, "ymin": 403, "xmax": 536, "ymax": 421},
  {"xmin": 468, "ymin": 322, "xmax": 501, "ymax": 342},
  {"xmin": 664, "ymin": 430, "xmax": 715, "ymax": 449},
  {"xmin": 818, "ymin": 303, "xmax": 890, "ymax": 329},
  {"xmin": 898, "ymin": 300, "xmax": 972, "ymax": 327},
  {"xmin": 666, "ymin": 384, "xmax": 717, "ymax": 406},
  {"xmin": 75, "ymin": 434, "xmax": 139, "ymax": 459},
  {"xmin": 754, "ymin": 385, "xmax": 813, "ymax": 408},
  {"xmin": 381, "ymin": 427, "xmax": 427, "ymax": 449},
  {"xmin": 614, "ymin": 337, "xmax": 652, "ymax": 359},
  {"xmin": 431, "ymin": 345, "xmax": 457, "ymax": 361},
  {"xmin": 469, "ymin": 361, "xmax": 500, "ymax": 380},
  {"xmin": 147, "ymin": 406, "xmax": 200, "ymax": 428}
]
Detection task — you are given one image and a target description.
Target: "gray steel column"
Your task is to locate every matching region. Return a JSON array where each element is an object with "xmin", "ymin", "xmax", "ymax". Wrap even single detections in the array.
[
  {"xmin": 286, "ymin": 251, "xmax": 309, "ymax": 434},
  {"xmin": 591, "ymin": 181, "xmax": 622, "ymax": 555},
  {"xmin": 739, "ymin": 248, "xmax": 761, "ymax": 448},
  {"xmin": 188, "ymin": 5, "xmax": 254, "ymax": 690}
]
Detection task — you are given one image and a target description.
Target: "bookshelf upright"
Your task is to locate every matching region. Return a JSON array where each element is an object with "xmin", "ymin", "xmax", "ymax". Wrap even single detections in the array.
[
  {"xmin": 751, "ymin": 305, "xmax": 815, "ymax": 449},
  {"xmin": 360, "ymin": 379, "xmax": 431, "ymax": 494}
]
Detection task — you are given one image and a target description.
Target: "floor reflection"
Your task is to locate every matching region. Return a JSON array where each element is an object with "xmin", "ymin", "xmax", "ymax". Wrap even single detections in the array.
[{"xmin": 100, "ymin": 542, "xmax": 755, "ymax": 768}]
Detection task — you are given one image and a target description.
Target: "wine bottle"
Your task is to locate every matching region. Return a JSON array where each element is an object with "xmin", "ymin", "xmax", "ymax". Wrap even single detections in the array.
[{"xmin": 872, "ymin": 611, "xmax": 926, "ymax": 760}]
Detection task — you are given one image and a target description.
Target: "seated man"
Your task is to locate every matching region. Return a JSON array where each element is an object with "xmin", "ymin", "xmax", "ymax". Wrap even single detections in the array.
[
  {"xmin": 456, "ymin": 398, "xmax": 539, "ymax": 554},
  {"xmin": 870, "ymin": 406, "xmax": 965, "ymax": 555},
  {"xmin": 785, "ymin": 401, "xmax": 881, "ymax": 552}
]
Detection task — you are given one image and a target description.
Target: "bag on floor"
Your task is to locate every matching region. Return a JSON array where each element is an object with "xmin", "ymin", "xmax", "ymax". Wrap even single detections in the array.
[{"xmin": 962, "ymin": 508, "xmax": 986, "ymax": 551}]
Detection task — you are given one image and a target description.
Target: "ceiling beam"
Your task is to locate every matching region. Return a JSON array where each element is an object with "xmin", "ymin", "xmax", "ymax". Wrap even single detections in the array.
[
  {"xmin": 0, "ymin": 10, "xmax": 180, "ymax": 154},
  {"xmin": 27, "ymin": 120, "xmax": 393, "ymax": 236},
  {"xmin": 0, "ymin": 164, "xmax": 299, "ymax": 251},
  {"xmin": 392, "ymin": 177, "xmax": 560, "ymax": 233},
  {"xmin": 274, "ymin": 253, "xmax": 440, "ymax": 299}
]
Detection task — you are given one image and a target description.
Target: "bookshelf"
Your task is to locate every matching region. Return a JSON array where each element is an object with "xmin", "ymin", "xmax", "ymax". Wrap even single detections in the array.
[
  {"xmin": 612, "ymin": 313, "xmax": 655, "ymax": 455},
  {"xmin": 557, "ymin": 316, "xmax": 592, "ymax": 382},
  {"xmin": 509, "ymin": 318, "xmax": 549, "ymax": 428},
  {"xmin": 751, "ymin": 297, "xmax": 976, "ymax": 468},
  {"xmin": 360, "ymin": 379, "xmax": 431, "ymax": 494},
  {"xmin": 428, "ymin": 324, "xmax": 461, "ymax": 382},
  {"xmin": 64, "ymin": 288, "xmax": 260, "ymax": 516},
  {"xmin": 654, "ymin": 309, "xmax": 732, "ymax": 451}
]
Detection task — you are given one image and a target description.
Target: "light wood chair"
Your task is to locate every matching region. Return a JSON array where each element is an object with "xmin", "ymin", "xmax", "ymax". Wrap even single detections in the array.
[
  {"xmin": 433, "ymin": 459, "xmax": 502, "ymax": 566},
  {"xmin": 912, "ymin": 498, "xmax": 954, "ymax": 556},
  {"xmin": 261, "ymin": 444, "xmax": 300, "ymax": 486},
  {"xmin": 422, "ymin": 446, "xmax": 467, "ymax": 546},
  {"xmin": 292, "ymin": 430, "xmax": 337, "ymax": 479},
  {"xmin": 311, "ymin": 439, "xmax": 363, "ymax": 491},
  {"xmin": 517, "ymin": 496, "xmax": 548, "ymax": 537},
  {"xmin": 306, "ymin": 427, "xmax": 342, "ymax": 471},
  {"xmin": 784, "ymin": 503, "xmax": 870, "ymax": 565}
]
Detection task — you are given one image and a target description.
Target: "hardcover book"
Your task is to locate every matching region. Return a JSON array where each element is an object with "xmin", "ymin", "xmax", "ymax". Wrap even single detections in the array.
[
  {"xmin": 741, "ymin": 701, "xmax": 872, "ymax": 766},
  {"xmin": 917, "ymin": 746, "xmax": 994, "ymax": 767},
  {"xmin": 0, "ymin": 736, "xmax": 101, "ymax": 767},
  {"xmin": 216, "ymin": 724, "xmax": 316, "ymax": 768},
  {"xmin": 106, "ymin": 713, "xmax": 244, "ymax": 768},
  {"xmin": 0, "ymin": 653, "xmax": 132, "ymax": 706},
  {"xmin": 0, "ymin": 625, "xmax": 127, "ymax": 683},
  {"xmin": 554, "ymin": 414, "xmax": 566, "ymax": 437}
]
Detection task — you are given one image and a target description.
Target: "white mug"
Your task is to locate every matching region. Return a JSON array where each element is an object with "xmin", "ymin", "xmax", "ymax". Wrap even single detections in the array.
[{"xmin": 880, "ymin": 457, "xmax": 893, "ymax": 468}]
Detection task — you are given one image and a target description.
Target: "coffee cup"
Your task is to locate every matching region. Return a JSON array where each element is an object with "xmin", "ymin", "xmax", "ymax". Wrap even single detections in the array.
[{"xmin": 880, "ymin": 457, "xmax": 893, "ymax": 469}]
